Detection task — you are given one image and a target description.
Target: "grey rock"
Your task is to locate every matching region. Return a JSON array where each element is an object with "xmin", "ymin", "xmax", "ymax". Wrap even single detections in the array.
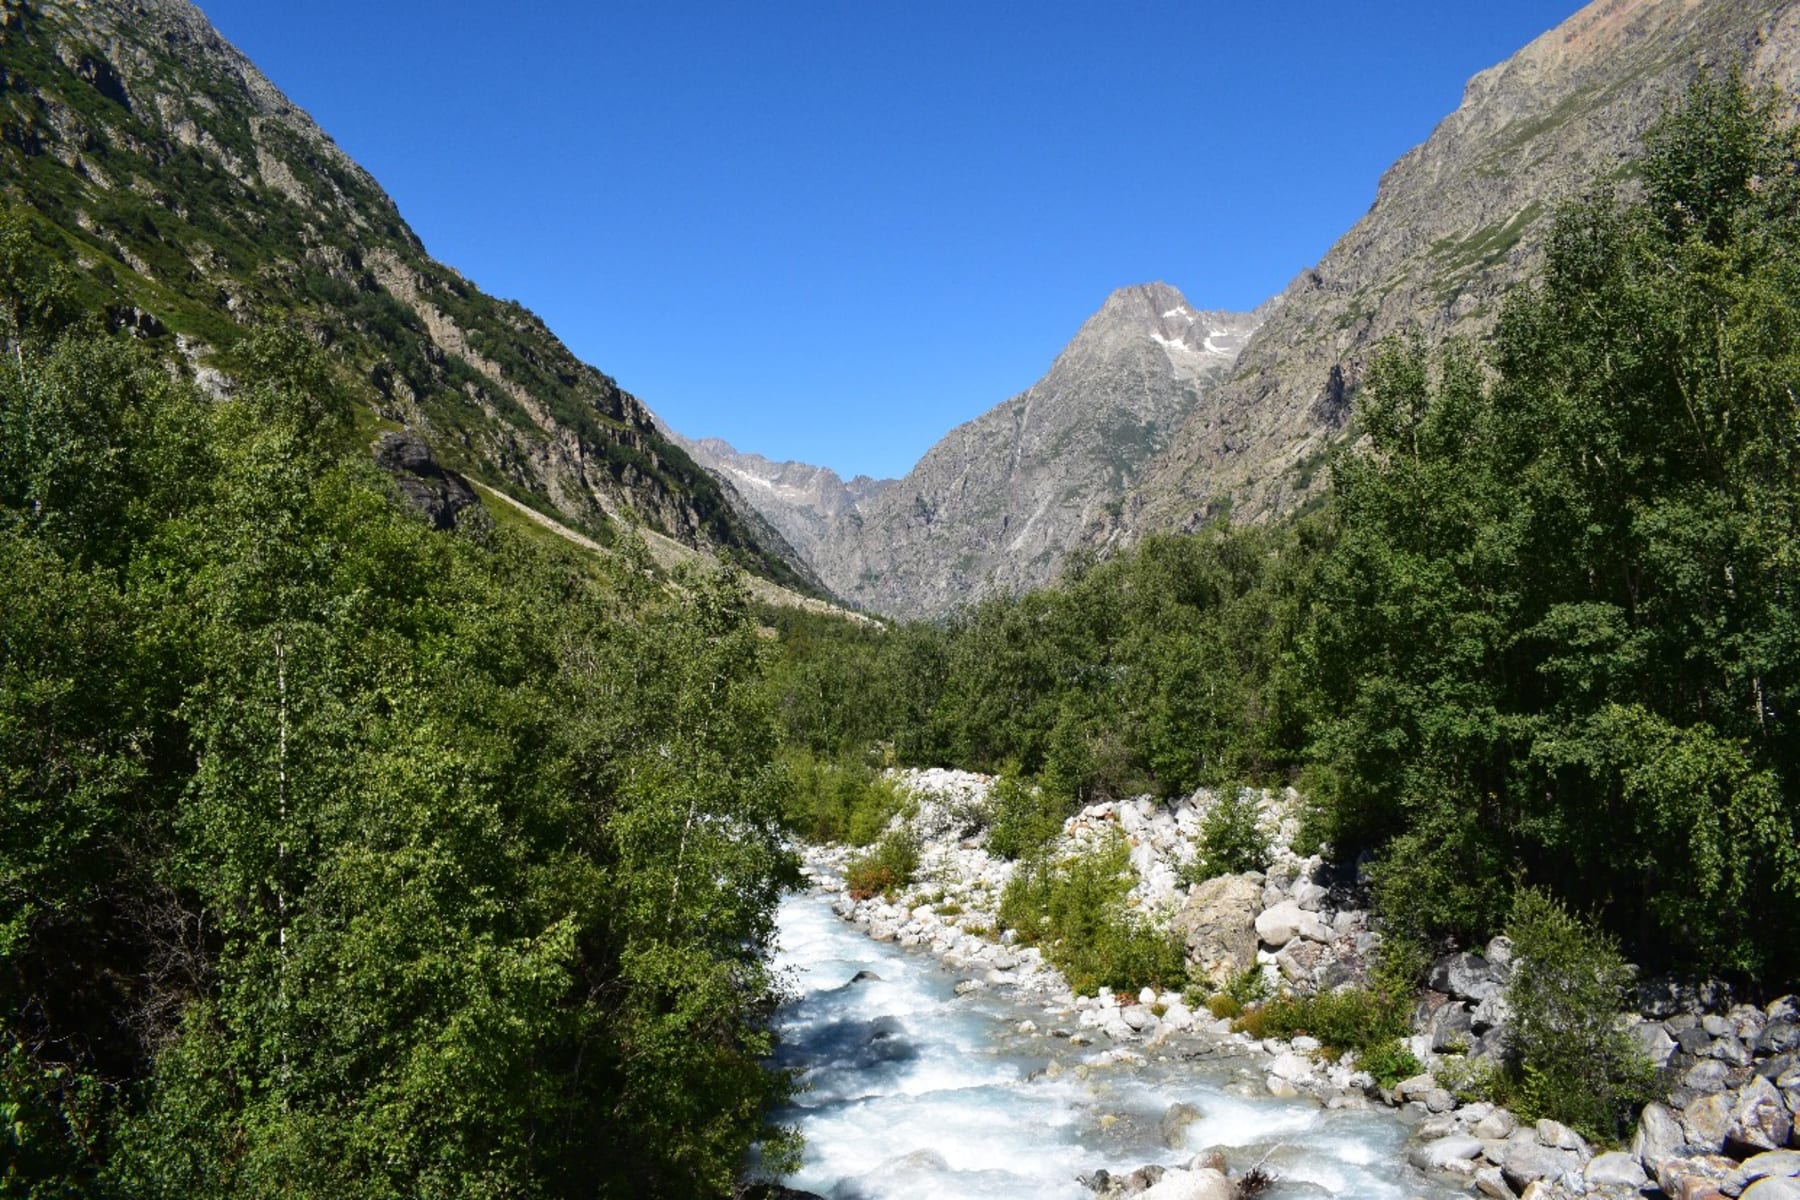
[
  {"xmin": 1424, "ymin": 1089, "xmax": 1457, "ymax": 1114},
  {"xmin": 1685, "ymin": 1091, "xmax": 1738, "ymax": 1151},
  {"xmin": 1429, "ymin": 952, "xmax": 1505, "ymax": 1003},
  {"xmin": 1474, "ymin": 1166, "xmax": 1513, "ymax": 1199},
  {"xmin": 1731, "ymin": 1150, "xmax": 1800, "ymax": 1194},
  {"xmin": 1658, "ymin": 1154, "xmax": 1741, "ymax": 1200},
  {"xmin": 1631, "ymin": 1102, "xmax": 1685, "ymax": 1166},
  {"xmin": 1687, "ymin": 1058, "xmax": 1736, "ymax": 1095},
  {"xmin": 1727, "ymin": 1077, "xmax": 1794, "ymax": 1155},
  {"xmin": 1535, "ymin": 1118, "xmax": 1586, "ymax": 1153},
  {"xmin": 1161, "ymin": 1101, "xmax": 1201, "ymax": 1149},
  {"xmin": 1759, "ymin": 1022, "xmax": 1800, "ymax": 1056},
  {"xmin": 1409, "ymin": 1134, "xmax": 1486, "ymax": 1172},
  {"xmin": 1743, "ymin": 1179, "xmax": 1800, "ymax": 1200},
  {"xmin": 1680, "ymin": 1026, "xmax": 1720, "ymax": 1056},
  {"xmin": 1499, "ymin": 1141, "xmax": 1581, "ymax": 1191},
  {"xmin": 1711, "ymin": 1036, "xmax": 1755, "ymax": 1068},
  {"xmin": 1169, "ymin": 873, "xmax": 1263, "ymax": 987},
  {"xmin": 1474, "ymin": 1109, "xmax": 1519, "ymax": 1140},
  {"xmin": 1633, "ymin": 1021, "xmax": 1680, "ymax": 1069},
  {"xmin": 1769, "ymin": 998, "xmax": 1800, "ymax": 1025},
  {"xmin": 1431, "ymin": 1003, "xmax": 1477, "ymax": 1053},
  {"xmin": 1583, "ymin": 1152, "xmax": 1648, "ymax": 1190},
  {"xmin": 1254, "ymin": 900, "xmax": 1310, "ymax": 948}
]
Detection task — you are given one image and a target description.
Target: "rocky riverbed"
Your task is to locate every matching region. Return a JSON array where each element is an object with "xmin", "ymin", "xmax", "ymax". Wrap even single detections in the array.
[{"xmin": 771, "ymin": 768, "xmax": 1800, "ymax": 1200}]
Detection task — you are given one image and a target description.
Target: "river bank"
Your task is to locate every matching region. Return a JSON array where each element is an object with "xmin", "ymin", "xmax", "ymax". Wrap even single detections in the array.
[{"xmin": 761, "ymin": 769, "xmax": 1800, "ymax": 1200}]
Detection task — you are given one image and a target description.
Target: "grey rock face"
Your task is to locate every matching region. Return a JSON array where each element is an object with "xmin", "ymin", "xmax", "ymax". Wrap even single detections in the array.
[
  {"xmin": 688, "ymin": 284, "xmax": 1261, "ymax": 619},
  {"xmin": 1100, "ymin": 0, "xmax": 1800, "ymax": 546}
]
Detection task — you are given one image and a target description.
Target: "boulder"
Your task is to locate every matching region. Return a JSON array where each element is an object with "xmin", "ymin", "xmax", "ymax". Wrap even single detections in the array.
[
  {"xmin": 1409, "ymin": 1134, "xmax": 1486, "ymax": 1173},
  {"xmin": 1139, "ymin": 1167, "xmax": 1232, "ymax": 1200},
  {"xmin": 1759, "ymin": 1022, "xmax": 1800, "ymax": 1057},
  {"xmin": 1743, "ymin": 1179, "xmax": 1800, "ymax": 1200},
  {"xmin": 1429, "ymin": 952, "xmax": 1506, "ymax": 1003},
  {"xmin": 1161, "ymin": 1102, "xmax": 1201, "ymax": 1149},
  {"xmin": 1727, "ymin": 1077, "xmax": 1794, "ymax": 1155},
  {"xmin": 1730, "ymin": 1151, "xmax": 1800, "ymax": 1195},
  {"xmin": 1255, "ymin": 900, "xmax": 1309, "ymax": 949},
  {"xmin": 1633, "ymin": 1102, "xmax": 1687, "ymax": 1166},
  {"xmin": 1171, "ymin": 874, "xmax": 1263, "ymax": 985},
  {"xmin": 1633, "ymin": 1021, "xmax": 1680, "ymax": 1068},
  {"xmin": 1473, "ymin": 1166, "xmax": 1512, "ymax": 1199},
  {"xmin": 1535, "ymin": 1118, "xmax": 1587, "ymax": 1153},
  {"xmin": 1498, "ymin": 1141, "xmax": 1581, "ymax": 1191},
  {"xmin": 1584, "ymin": 1151, "xmax": 1649, "ymax": 1190},
  {"xmin": 1687, "ymin": 1092, "xmax": 1739, "ymax": 1151},
  {"xmin": 1657, "ymin": 1154, "xmax": 1740, "ymax": 1200},
  {"xmin": 1474, "ymin": 1109, "xmax": 1518, "ymax": 1140}
]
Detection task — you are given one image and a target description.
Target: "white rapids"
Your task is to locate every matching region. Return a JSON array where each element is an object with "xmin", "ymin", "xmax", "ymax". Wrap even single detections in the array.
[{"xmin": 762, "ymin": 887, "xmax": 1464, "ymax": 1200}]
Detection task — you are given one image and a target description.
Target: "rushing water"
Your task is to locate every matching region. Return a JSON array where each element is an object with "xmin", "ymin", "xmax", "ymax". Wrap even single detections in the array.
[{"xmin": 764, "ymin": 885, "xmax": 1464, "ymax": 1200}]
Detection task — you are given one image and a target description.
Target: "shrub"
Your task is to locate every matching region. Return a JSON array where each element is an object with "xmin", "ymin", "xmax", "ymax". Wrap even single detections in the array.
[
  {"xmin": 997, "ymin": 832, "xmax": 1185, "ymax": 995},
  {"xmin": 984, "ymin": 768, "xmax": 1069, "ymax": 860},
  {"xmin": 1502, "ymin": 888, "xmax": 1658, "ymax": 1142},
  {"xmin": 1357, "ymin": 1039, "xmax": 1422, "ymax": 1089},
  {"xmin": 781, "ymin": 751, "xmax": 908, "ymax": 846},
  {"xmin": 1206, "ymin": 994, "xmax": 1243, "ymax": 1021},
  {"xmin": 1182, "ymin": 786, "xmax": 1271, "ymax": 882},
  {"xmin": 1258, "ymin": 986, "xmax": 1409, "ymax": 1054},
  {"xmin": 844, "ymin": 827, "xmax": 920, "ymax": 901}
]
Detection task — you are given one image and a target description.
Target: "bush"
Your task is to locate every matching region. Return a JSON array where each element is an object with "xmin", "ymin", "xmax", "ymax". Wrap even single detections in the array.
[
  {"xmin": 1206, "ymin": 993, "xmax": 1243, "ymax": 1020},
  {"xmin": 1257, "ymin": 986, "xmax": 1409, "ymax": 1054},
  {"xmin": 1182, "ymin": 786, "xmax": 1271, "ymax": 882},
  {"xmin": 1502, "ymin": 888, "xmax": 1658, "ymax": 1142},
  {"xmin": 844, "ymin": 827, "xmax": 920, "ymax": 901},
  {"xmin": 1357, "ymin": 1039, "xmax": 1423, "ymax": 1089},
  {"xmin": 984, "ymin": 768, "xmax": 1069, "ymax": 860},
  {"xmin": 997, "ymin": 832, "xmax": 1185, "ymax": 995},
  {"xmin": 782, "ymin": 751, "xmax": 908, "ymax": 846}
]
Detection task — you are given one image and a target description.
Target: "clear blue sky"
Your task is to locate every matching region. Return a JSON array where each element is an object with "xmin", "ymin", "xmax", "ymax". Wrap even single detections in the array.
[{"xmin": 199, "ymin": 0, "xmax": 1583, "ymax": 481}]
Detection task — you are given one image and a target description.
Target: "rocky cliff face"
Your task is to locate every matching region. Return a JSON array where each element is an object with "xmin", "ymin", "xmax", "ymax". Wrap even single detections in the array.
[
  {"xmin": 688, "ymin": 283, "xmax": 1261, "ymax": 620},
  {"xmin": 1102, "ymin": 0, "xmax": 1800, "ymax": 543},
  {"xmin": 0, "ymin": 0, "xmax": 815, "ymax": 593},
  {"xmin": 670, "ymin": 436, "xmax": 893, "ymax": 569}
]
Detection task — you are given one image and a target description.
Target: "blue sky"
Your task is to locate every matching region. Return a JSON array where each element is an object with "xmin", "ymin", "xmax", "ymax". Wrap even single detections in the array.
[{"xmin": 199, "ymin": 1, "xmax": 1583, "ymax": 480}]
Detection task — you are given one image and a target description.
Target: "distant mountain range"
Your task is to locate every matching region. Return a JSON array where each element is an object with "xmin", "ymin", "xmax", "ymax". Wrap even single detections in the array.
[
  {"xmin": 6, "ymin": 0, "xmax": 1798, "ymax": 622},
  {"xmin": 685, "ymin": 0, "xmax": 1800, "ymax": 619}
]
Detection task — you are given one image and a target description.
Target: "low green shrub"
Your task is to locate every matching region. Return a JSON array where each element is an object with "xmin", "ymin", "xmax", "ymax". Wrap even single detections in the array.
[
  {"xmin": 782, "ymin": 750, "xmax": 909, "ymax": 846},
  {"xmin": 1182, "ymin": 786, "xmax": 1272, "ymax": 881},
  {"xmin": 997, "ymin": 832, "xmax": 1185, "ymax": 996},
  {"xmin": 1502, "ymin": 888, "xmax": 1658, "ymax": 1143},
  {"xmin": 984, "ymin": 768, "xmax": 1070, "ymax": 860},
  {"xmin": 1257, "ymin": 986, "xmax": 1409, "ymax": 1055},
  {"xmin": 1357, "ymin": 1039, "xmax": 1422, "ymax": 1089},
  {"xmin": 1206, "ymin": 994, "xmax": 1243, "ymax": 1021},
  {"xmin": 844, "ymin": 827, "xmax": 920, "ymax": 901}
]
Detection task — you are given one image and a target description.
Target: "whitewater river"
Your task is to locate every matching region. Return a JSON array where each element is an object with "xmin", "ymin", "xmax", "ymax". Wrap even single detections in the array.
[{"xmin": 764, "ymin": 886, "xmax": 1464, "ymax": 1200}]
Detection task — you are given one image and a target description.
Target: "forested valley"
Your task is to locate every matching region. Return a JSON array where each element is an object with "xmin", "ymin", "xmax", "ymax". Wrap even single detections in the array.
[{"xmin": 2, "ymin": 69, "xmax": 1798, "ymax": 1199}]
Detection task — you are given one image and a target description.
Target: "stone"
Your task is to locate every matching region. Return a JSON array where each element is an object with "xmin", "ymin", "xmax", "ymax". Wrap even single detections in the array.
[
  {"xmin": 1498, "ymin": 1141, "xmax": 1581, "ymax": 1192},
  {"xmin": 1161, "ymin": 1102, "xmax": 1202, "ymax": 1149},
  {"xmin": 1474, "ymin": 1109, "xmax": 1519, "ymax": 1140},
  {"xmin": 1122, "ymin": 1005, "xmax": 1153, "ymax": 1031},
  {"xmin": 1431, "ymin": 1003, "xmax": 1477, "ymax": 1053},
  {"xmin": 1584, "ymin": 1151, "xmax": 1648, "ymax": 1189},
  {"xmin": 1658, "ymin": 1155, "xmax": 1742, "ymax": 1200},
  {"xmin": 1633, "ymin": 1102, "xmax": 1687, "ymax": 1166},
  {"xmin": 1682, "ymin": 1026, "xmax": 1722, "ymax": 1056},
  {"xmin": 1743, "ymin": 1179, "xmax": 1800, "ymax": 1200},
  {"xmin": 1759, "ymin": 1022, "xmax": 1800, "ymax": 1056},
  {"xmin": 1730, "ymin": 1151, "xmax": 1800, "ymax": 1195},
  {"xmin": 1689, "ymin": 1059, "xmax": 1737, "ymax": 1095},
  {"xmin": 1712, "ymin": 1036, "xmax": 1755, "ymax": 1067},
  {"xmin": 1395, "ymin": 1074, "xmax": 1439, "ymax": 1102},
  {"xmin": 1409, "ymin": 1134, "xmax": 1486, "ymax": 1172},
  {"xmin": 1171, "ymin": 874, "xmax": 1263, "ymax": 985},
  {"xmin": 1687, "ymin": 1092, "xmax": 1739, "ymax": 1151},
  {"xmin": 1255, "ymin": 900, "xmax": 1309, "ymax": 949},
  {"xmin": 1728, "ymin": 1077, "xmax": 1795, "ymax": 1155},
  {"xmin": 1429, "ymin": 952, "xmax": 1505, "ymax": 1003},
  {"xmin": 1634, "ymin": 1021, "xmax": 1681, "ymax": 1068},
  {"xmin": 1269, "ymin": 1052, "xmax": 1316, "ymax": 1083},
  {"xmin": 1535, "ymin": 1118, "xmax": 1586, "ymax": 1152},
  {"xmin": 1424, "ymin": 1089, "xmax": 1457, "ymax": 1114},
  {"xmin": 1138, "ymin": 1167, "xmax": 1233, "ymax": 1200},
  {"xmin": 1474, "ymin": 1166, "xmax": 1513, "ymax": 1199}
]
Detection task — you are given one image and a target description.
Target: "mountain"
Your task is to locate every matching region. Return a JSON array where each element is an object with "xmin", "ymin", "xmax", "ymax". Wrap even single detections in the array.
[
  {"xmin": 0, "ymin": 0, "xmax": 820, "ymax": 596},
  {"xmin": 666, "ymin": 435, "xmax": 894, "ymax": 570},
  {"xmin": 1098, "ymin": 0, "xmax": 1800, "ymax": 543},
  {"xmin": 685, "ymin": 283, "xmax": 1261, "ymax": 620}
]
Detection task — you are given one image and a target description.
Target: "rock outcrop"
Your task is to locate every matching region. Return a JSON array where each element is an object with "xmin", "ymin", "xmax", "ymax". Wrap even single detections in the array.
[{"xmin": 1102, "ymin": 0, "xmax": 1800, "ymax": 545}]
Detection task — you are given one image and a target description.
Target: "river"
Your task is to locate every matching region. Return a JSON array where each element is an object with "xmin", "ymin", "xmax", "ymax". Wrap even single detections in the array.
[{"xmin": 763, "ymin": 885, "xmax": 1465, "ymax": 1200}]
